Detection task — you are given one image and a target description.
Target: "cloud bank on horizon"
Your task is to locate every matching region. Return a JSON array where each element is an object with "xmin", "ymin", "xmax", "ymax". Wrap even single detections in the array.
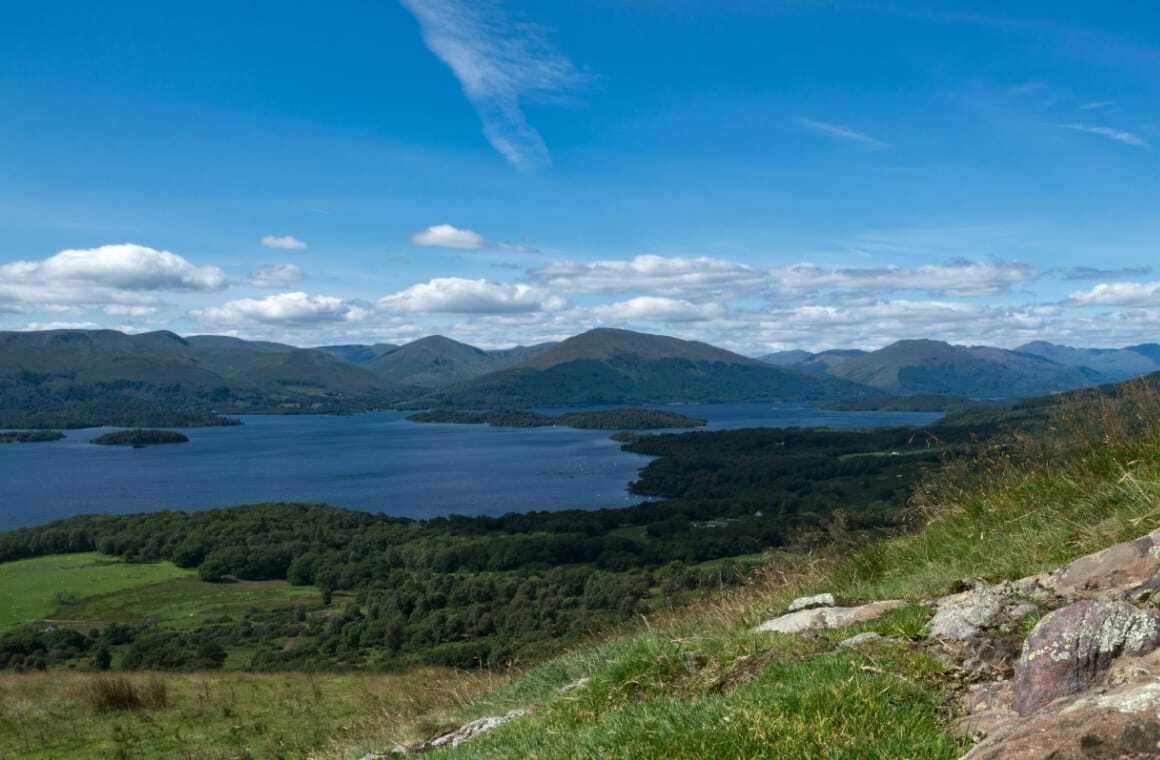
[{"xmin": 4, "ymin": 238, "xmax": 1160, "ymax": 353}]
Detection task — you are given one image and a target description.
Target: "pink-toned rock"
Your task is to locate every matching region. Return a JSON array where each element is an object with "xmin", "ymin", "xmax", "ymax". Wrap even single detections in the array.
[
  {"xmin": 1014, "ymin": 600, "xmax": 1160, "ymax": 715},
  {"xmin": 1044, "ymin": 528, "xmax": 1160, "ymax": 601},
  {"xmin": 952, "ymin": 680, "xmax": 1019, "ymax": 741},
  {"xmin": 962, "ymin": 678, "xmax": 1160, "ymax": 759},
  {"xmin": 753, "ymin": 600, "xmax": 906, "ymax": 634}
]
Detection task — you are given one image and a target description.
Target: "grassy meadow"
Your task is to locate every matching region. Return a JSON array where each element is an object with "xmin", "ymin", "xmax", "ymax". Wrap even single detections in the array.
[
  {"xmin": 55, "ymin": 576, "xmax": 318, "ymax": 631},
  {"xmin": 0, "ymin": 554, "xmax": 192, "ymax": 631},
  {"xmin": 0, "ymin": 553, "xmax": 319, "ymax": 637}
]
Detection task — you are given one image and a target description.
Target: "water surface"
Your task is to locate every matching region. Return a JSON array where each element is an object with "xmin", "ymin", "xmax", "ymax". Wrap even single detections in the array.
[{"xmin": 0, "ymin": 404, "xmax": 940, "ymax": 530}]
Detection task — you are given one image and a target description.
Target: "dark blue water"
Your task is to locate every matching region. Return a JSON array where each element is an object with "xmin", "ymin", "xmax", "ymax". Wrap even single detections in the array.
[{"xmin": 0, "ymin": 404, "xmax": 940, "ymax": 530}]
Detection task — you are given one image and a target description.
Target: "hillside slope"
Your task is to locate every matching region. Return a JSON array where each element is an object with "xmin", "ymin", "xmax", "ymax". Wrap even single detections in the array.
[
  {"xmin": 365, "ymin": 335, "xmax": 505, "ymax": 389},
  {"xmin": 828, "ymin": 339, "xmax": 1095, "ymax": 398},
  {"xmin": 315, "ymin": 343, "xmax": 400, "ymax": 365},
  {"xmin": 349, "ymin": 380, "xmax": 1160, "ymax": 760},
  {"xmin": 430, "ymin": 328, "xmax": 877, "ymax": 406},
  {"xmin": 0, "ymin": 329, "xmax": 400, "ymax": 426},
  {"xmin": 761, "ymin": 348, "xmax": 867, "ymax": 375},
  {"xmin": 1015, "ymin": 340, "xmax": 1160, "ymax": 381}
]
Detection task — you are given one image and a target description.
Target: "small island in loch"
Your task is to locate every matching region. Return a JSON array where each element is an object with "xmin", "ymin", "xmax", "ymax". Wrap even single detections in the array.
[
  {"xmin": 90, "ymin": 429, "xmax": 191, "ymax": 447},
  {"xmin": 0, "ymin": 431, "xmax": 65, "ymax": 444},
  {"xmin": 408, "ymin": 407, "xmax": 708, "ymax": 430}
]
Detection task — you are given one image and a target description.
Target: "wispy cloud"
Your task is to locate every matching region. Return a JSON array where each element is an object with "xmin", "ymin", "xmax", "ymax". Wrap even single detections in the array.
[
  {"xmin": 796, "ymin": 118, "xmax": 890, "ymax": 150},
  {"xmin": 1057, "ymin": 265, "xmax": 1152, "ymax": 281},
  {"xmin": 249, "ymin": 264, "xmax": 304, "ymax": 289},
  {"xmin": 1009, "ymin": 80, "xmax": 1046, "ymax": 95},
  {"xmin": 1058, "ymin": 123, "xmax": 1149, "ymax": 148},
  {"xmin": 399, "ymin": 0, "xmax": 586, "ymax": 170},
  {"xmin": 1078, "ymin": 100, "xmax": 1116, "ymax": 111}
]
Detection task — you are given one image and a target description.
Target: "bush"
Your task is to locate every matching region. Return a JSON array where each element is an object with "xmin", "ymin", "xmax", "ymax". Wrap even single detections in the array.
[{"xmin": 84, "ymin": 676, "xmax": 168, "ymax": 713}]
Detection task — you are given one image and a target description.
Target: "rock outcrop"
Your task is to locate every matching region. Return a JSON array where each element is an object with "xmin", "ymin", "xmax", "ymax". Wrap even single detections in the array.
[
  {"xmin": 965, "ymin": 668, "xmax": 1160, "ymax": 760},
  {"xmin": 837, "ymin": 632, "xmax": 886, "ymax": 648},
  {"xmin": 1044, "ymin": 528, "xmax": 1160, "ymax": 601},
  {"xmin": 927, "ymin": 580, "xmax": 1042, "ymax": 643},
  {"xmin": 1013, "ymin": 600, "xmax": 1160, "ymax": 715},
  {"xmin": 786, "ymin": 593, "xmax": 836, "ymax": 612},
  {"xmin": 753, "ymin": 600, "xmax": 906, "ymax": 634},
  {"xmin": 372, "ymin": 708, "xmax": 529, "ymax": 756},
  {"xmin": 952, "ymin": 680, "xmax": 1019, "ymax": 742},
  {"xmin": 953, "ymin": 530, "xmax": 1160, "ymax": 759}
]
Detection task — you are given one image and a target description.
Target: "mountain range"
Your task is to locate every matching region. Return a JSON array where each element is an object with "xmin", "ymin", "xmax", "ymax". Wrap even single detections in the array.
[
  {"xmin": 3, "ymin": 327, "xmax": 1159, "ymax": 426},
  {"xmin": 763, "ymin": 339, "xmax": 1160, "ymax": 398},
  {"xmin": 419, "ymin": 328, "xmax": 874, "ymax": 407}
]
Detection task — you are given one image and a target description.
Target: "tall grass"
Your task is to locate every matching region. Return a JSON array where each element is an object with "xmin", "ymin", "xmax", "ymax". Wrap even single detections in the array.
[
  {"xmin": 0, "ymin": 669, "xmax": 504, "ymax": 759},
  {"xmin": 824, "ymin": 378, "xmax": 1160, "ymax": 602},
  {"xmin": 84, "ymin": 675, "xmax": 169, "ymax": 713}
]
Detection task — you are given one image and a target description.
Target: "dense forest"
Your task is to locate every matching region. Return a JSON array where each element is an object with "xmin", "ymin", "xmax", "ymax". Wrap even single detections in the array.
[
  {"xmin": 0, "ymin": 431, "xmax": 64, "ymax": 443},
  {"xmin": 0, "ymin": 420, "xmax": 976, "ymax": 674},
  {"xmin": 90, "ymin": 429, "xmax": 190, "ymax": 447}
]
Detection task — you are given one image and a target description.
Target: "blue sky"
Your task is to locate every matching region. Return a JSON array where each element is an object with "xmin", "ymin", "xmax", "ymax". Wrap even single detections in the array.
[{"xmin": 2, "ymin": 1, "xmax": 1159, "ymax": 351}]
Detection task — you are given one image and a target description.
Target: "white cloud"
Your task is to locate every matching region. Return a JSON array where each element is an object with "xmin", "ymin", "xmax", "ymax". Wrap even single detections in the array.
[
  {"xmin": 1058, "ymin": 123, "xmax": 1149, "ymax": 148},
  {"xmin": 102, "ymin": 305, "xmax": 159, "ymax": 317},
  {"xmin": 533, "ymin": 255, "xmax": 765, "ymax": 296},
  {"xmin": 1068, "ymin": 281, "xmax": 1160, "ymax": 306},
  {"xmin": 0, "ymin": 244, "xmax": 226, "ymax": 310},
  {"xmin": 399, "ymin": 0, "xmax": 586, "ymax": 170},
  {"xmin": 533, "ymin": 255, "xmax": 1033, "ymax": 299},
  {"xmin": 249, "ymin": 264, "xmax": 304, "ymax": 288},
  {"xmin": 770, "ymin": 259, "xmax": 1037, "ymax": 297},
  {"xmin": 591, "ymin": 296, "xmax": 726, "ymax": 323},
  {"xmin": 797, "ymin": 118, "xmax": 890, "ymax": 149},
  {"xmin": 1078, "ymin": 100, "xmax": 1116, "ymax": 111},
  {"xmin": 260, "ymin": 235, "xmax": 308, "ymax": 251},
  {"xmin": 195, "ymin": 292, "xmax": 369, "ymax": 325},
  {"xmin": 0, "ymin": 244, "xmax": 225, "ymax": 293},
  {"xmin": 410, "ymin": 224, "xmax": 486, "ymax": 250},
  {"xmin": 743, "ymin": 299, "xmax": 1059, "ymax": 351},
  {"xmin": 6, "ymin": 321, "xmax": 102, "ymax": 332},
  {"xmin": 379, "ymin": 277, "xmax": 563, "ymax": 314}
]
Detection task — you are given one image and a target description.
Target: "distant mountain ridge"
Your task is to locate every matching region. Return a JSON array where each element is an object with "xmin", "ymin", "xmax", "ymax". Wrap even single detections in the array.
[
  {"xmin": 425, "ymin": 328, "xmax": 878, "ymax": 407},
  {"xmin": 0, "ymin": 329, "xmax": 399, "ymax": 426},
  {"xmin": 316, "ymin": 343, "xmax": 399, "ymax": 365},
  {"xmin": 761, "ymin": 349, "xmax": 867, "ymax": 376},
  {"xmin": 361, "ymin": 335, "xmax": 557, "ymax": 390},
  {"xmin": 760, "ymin": 339, "xmax": 1160, "ymax": 399},
  {"xmin": 4, "ymin": 327, "xmax": 1159, "ymax": 426},
  {"xmin": 1015, "ymin": 341, "xmax": 1160, "ymax": 382}
]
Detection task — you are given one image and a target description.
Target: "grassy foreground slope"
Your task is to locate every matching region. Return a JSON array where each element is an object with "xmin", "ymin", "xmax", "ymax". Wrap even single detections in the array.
[
  {"xmin": 0, "ymin": 669, "xmax": 501, "ymax": 760},
  {"xmin": 344, "ymin": 384, "xmax": 1160, "ymax": 759}
]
